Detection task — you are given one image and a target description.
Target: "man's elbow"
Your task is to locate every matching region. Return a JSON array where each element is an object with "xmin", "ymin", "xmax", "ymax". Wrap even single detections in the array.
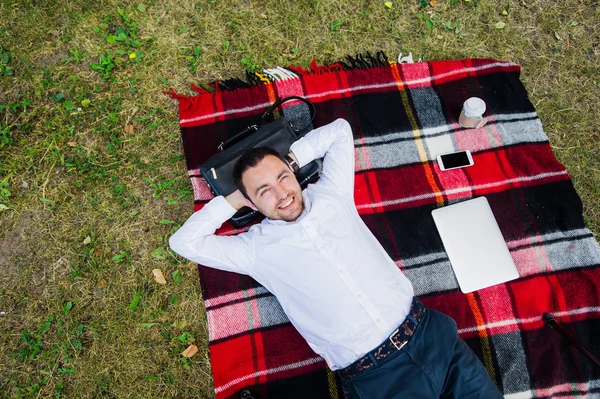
[
  {"xmin": 333, "ymin": 118, "xmax": 352, "ymax": 137},
  {"xmin": 168, "ymin": 233, "xmax": 185, "ymax": 258},
  {"xmin": 334, "ymin": 117, "xmax": 351, "ymax": 129}
]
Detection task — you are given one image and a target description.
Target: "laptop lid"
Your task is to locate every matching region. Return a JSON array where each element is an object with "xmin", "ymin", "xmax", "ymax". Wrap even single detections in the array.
[{"xmin": 431, "ymin": 196, "xmax": 519, "ymax": 293}]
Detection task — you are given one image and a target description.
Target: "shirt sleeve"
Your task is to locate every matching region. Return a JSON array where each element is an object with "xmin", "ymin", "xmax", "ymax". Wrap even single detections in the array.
[
  {"xmin": 168, "ymin": 196, "xmax": 255, "ymax": 275},
  {"xmin": 289, "ymin": 118, "xmax": 355, "ymax": 197}
]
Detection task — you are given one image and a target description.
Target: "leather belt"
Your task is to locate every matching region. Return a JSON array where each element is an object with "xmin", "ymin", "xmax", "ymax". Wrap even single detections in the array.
[{"xmin": 338, "ymin": 297, "xmax": 426, "ymax": 379}]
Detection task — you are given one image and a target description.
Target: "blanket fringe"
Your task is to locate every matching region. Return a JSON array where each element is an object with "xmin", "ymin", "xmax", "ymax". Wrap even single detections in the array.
[
  {"xmin": 217, "ymin": 78, "xmax": 253, "ymax": 91},
  {"xmin": 166, "ymin": 50, "xmax": 391, "ymax": 98},
  {"xmin": 191, "ymin": 83, "xmax": 211, "ymax": 94},
  {"xmin": 163, "ymin": 88, "xmax": 188, "ymax": 100},
  {"xmin": 339, "ymin": 51, "xmax": 389, "ymax": 70}
]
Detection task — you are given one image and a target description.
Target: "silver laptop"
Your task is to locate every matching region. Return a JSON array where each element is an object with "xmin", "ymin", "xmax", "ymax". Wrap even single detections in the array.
[{"xmin": 431, "ymin": 197, "xmax": 519, "ymax": 293}]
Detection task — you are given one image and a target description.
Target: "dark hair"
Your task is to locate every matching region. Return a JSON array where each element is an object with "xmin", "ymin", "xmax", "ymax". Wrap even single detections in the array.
[{"xmin": 232, "ymin": 147, "xmax": 288, "ymax": 200}]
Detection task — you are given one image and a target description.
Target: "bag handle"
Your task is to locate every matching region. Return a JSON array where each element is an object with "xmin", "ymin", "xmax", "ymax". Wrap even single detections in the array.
[
  {"xmin": 260, "ymin": 96, "xmax": 316, "ymax": 130},
  {"xmin": 218, "ymin": 96, "xmax": 315, "ymax": 151}
]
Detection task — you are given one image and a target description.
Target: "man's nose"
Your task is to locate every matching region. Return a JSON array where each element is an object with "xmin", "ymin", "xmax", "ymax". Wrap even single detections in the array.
[{"xmin": 274, "ymin": 184, "xmax": 287, "ymax": 200}]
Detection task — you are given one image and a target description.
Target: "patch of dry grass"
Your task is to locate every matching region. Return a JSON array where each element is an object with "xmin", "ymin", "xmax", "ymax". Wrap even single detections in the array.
[{"xmin": 0, "ymin": 0, "xmax": 598, "ymax": 397}]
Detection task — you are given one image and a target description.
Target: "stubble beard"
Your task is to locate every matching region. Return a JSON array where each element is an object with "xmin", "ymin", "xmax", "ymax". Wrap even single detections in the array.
[{"xmin": 266, "ymin": 191, "xmax": 304, "ymax": 222}]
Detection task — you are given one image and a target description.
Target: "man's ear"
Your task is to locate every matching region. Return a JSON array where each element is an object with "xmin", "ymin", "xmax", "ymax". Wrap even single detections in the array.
[{"xmin": 245, "ymin": 198, "xmax": 257, "ymax": 211}]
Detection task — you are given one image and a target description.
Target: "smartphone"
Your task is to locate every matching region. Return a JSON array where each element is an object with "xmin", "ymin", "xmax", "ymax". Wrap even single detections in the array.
[{"xmin": 437, "ymin": 150, "xmax": 474, "ymax": 171}]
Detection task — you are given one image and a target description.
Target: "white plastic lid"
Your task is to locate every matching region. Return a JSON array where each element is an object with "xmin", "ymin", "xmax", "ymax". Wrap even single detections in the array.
[{"xmin": 463, "ymin": 97, "xmax": 486, "ymax": 117}]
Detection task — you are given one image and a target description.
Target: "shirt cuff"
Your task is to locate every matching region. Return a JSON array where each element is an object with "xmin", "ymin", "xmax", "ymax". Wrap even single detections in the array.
[
  {"xmin": 201, "ymin": 195, "xmax": 238, "ymax": 220},
  {"xmin": 289, "ymin": 138, "xmax": 314, "ymax": 169}
]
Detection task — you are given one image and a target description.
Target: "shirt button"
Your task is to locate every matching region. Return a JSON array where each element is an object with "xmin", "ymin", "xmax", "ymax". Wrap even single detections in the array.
[
  {"xmin": 357, "ymin": 294, "xmax": 362, "ymax": 298},
  {"xmin": 376, "ymin": 319, "xmax": 381, "ymax": 323}
]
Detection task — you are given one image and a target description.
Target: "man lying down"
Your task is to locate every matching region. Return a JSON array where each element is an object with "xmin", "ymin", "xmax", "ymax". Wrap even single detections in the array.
[{"xmin": 169, "ymin": 118, "xmax": 502, "ymax": 399}]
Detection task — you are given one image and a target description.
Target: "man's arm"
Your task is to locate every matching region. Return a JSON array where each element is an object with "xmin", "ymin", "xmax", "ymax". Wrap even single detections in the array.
[
  {"xmin": 168, "ymin": 192, "xmax": 255, "ymax": 275},
  {"xmin": 289, "ymin": 118, "xmax": 354, "ymax": 196}
]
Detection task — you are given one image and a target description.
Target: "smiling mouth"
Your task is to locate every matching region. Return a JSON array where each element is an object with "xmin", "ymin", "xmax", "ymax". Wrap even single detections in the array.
[{"xmin": 278, "ymin": 197, "xmax": 294, "ymax": 210}]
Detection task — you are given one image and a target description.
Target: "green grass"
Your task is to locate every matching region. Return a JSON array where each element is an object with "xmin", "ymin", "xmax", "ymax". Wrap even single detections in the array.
[{"xmin": 1, "ymin": 0, "xmax": 599, "ymax": 397}]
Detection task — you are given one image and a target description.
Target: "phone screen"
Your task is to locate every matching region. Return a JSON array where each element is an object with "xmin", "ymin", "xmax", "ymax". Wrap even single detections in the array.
[{"xmin": 440, "ymin": 151, "xmax": 471, "ymax": 169}]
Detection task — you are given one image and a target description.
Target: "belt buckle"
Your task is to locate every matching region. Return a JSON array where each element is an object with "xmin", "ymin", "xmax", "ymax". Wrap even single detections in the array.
[{"xmin": 388, "ymin": 328, "xmax": 407, "ymax": 351}]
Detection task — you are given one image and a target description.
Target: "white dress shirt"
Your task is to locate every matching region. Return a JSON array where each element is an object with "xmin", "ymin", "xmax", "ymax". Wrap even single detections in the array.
[{"xmin": 169, "ymin": 118, "xmax": 414, "ymax": 370}]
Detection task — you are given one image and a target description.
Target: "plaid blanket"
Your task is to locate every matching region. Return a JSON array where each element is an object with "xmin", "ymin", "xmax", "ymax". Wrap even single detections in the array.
[{"xmin": 169, "ymin": 54, "xmax": 600, "ymax": 399}]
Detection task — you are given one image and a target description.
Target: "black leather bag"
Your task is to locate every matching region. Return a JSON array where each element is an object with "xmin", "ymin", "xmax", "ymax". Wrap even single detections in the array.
[{"xmin": 199, "ymin": 96, "xmax": 320, "ymax": 227}]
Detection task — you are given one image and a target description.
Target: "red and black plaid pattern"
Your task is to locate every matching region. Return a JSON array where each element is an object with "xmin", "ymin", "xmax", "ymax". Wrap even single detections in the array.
[{"xmin": 169, "ymin": 55, "xmax": 600, "ymax": 399}]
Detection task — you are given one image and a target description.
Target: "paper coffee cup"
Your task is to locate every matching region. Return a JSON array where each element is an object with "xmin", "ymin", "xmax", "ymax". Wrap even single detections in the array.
[{"xmin": 459, "ymin": 97, "xmax": 487, "ymax": 128}]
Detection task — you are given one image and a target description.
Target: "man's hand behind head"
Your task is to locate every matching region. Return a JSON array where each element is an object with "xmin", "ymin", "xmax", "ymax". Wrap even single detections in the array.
[{"xmin": 226, "ymin": 189, "xmax": 250, "ymax": 211}]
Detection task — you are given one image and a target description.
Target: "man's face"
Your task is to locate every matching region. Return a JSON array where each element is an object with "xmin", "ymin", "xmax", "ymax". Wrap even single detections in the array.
[{"xmin": 241, "ymin": 155, "xmax": 304, "ymax": 222}]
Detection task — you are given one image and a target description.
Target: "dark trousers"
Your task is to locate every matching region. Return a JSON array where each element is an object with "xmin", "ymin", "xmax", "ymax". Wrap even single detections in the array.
[{"xmin": 336, "ymin": 308, "xmax": 504, "ymax": 399}]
